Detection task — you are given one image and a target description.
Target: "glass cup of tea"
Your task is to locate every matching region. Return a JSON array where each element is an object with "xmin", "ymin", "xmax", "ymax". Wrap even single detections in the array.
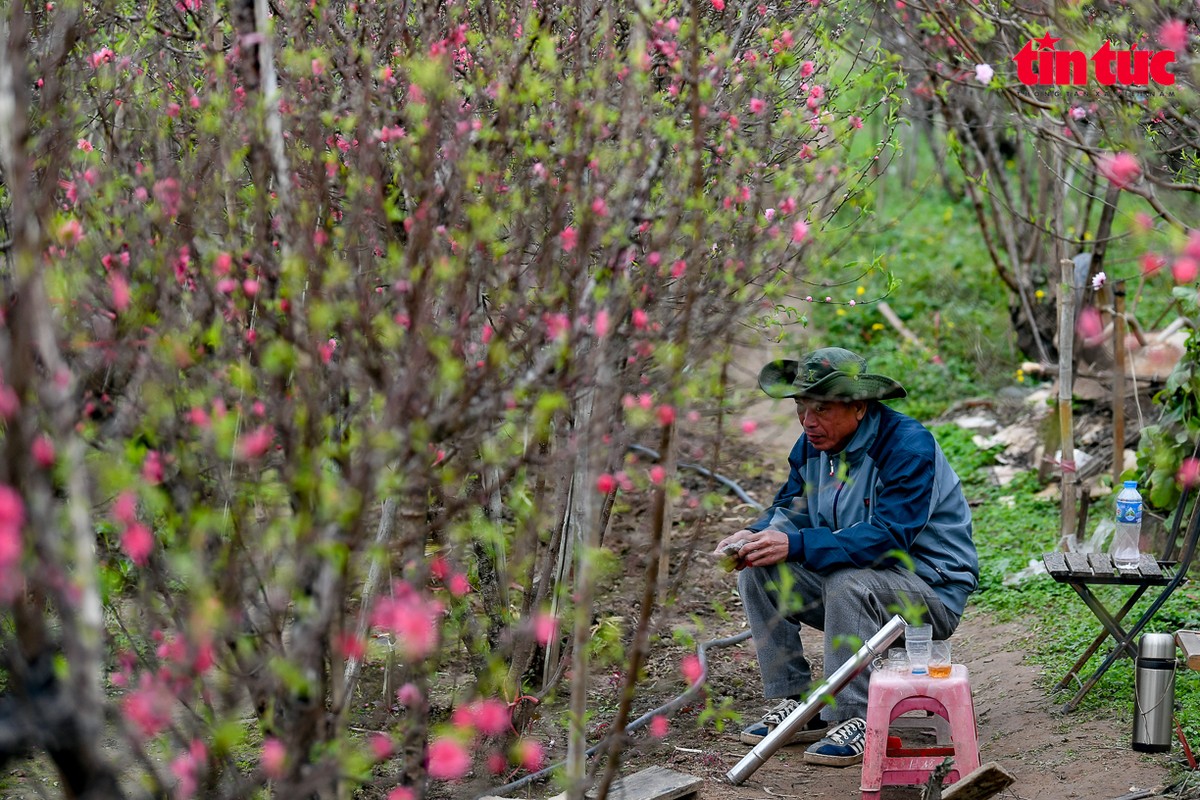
[{"xmin": 929, "ymin": 641, "xmax": 952, "ymax": 678}]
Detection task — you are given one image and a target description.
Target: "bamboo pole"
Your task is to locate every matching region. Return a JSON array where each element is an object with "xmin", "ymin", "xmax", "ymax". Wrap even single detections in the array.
[
  {"xmin": 565, "ymin": 386, "xmax": 596, "ymax": 799},
  {"xmin": 1113, "ymin": 284, "xmax": 1127, "ymax": 483},
  {"xmin": 1059, "ymin": 259, "xmax": 1079, "ymax": 552}
]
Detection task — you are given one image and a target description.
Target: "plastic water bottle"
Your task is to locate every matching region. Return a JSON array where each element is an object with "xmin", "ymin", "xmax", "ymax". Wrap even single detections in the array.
[{"xmin": 1111, "ymin": 480, "xmax": 1143, "ymax": 569}]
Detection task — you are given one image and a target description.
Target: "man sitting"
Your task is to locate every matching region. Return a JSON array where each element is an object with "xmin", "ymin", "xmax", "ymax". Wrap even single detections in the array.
[{"xmin": 714, "ymin": 347, "xmax": 978, "ymax": 767}]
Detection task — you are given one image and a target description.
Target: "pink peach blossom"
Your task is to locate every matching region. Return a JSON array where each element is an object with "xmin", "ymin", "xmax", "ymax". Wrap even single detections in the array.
[
  {"xmin": 560, "ymin": 226, "xmax": 578, "ymax": 252},
  {"xmin": 543, "ymin": 312, "xmax": 570, "ymax": 340},
  {"xmin": 471, "ymin": 699, "xmax": 512, "ymax": 736},
  {"xmin": 426, "ymin": 738, "xmax": 471, "ymax": 781},
  {"xmin": 235, "ymin": 426, "xmax": 274, "ymax": 461},
  {"xmin": 140, "ymin": 450, "xmax": 163, "ymax": 484},
  {"xmin": 1173, "ymin": 256, "xmax": 1199, "ymax": 284},
  {"xmin": 533, "ymin": 612, "xmax": 558, "ymax": 646},
  {"xmin": 513, "ymin": 739, "xmax": 544, "ymax": 772},
  {"xmin": 123, "ymin": 676, "xmax": 172, "ymax": 738},
  {"xmin": 448, "ymin": 573, "xmax": 471, "ymax": 597},
  {"xmin": 0, "ymin": 387, "xmax": 17, "ymax": 421},
  {"xmin": 1076, "ymin": 305, "xmax": 1104, "ymax": 345},
  {"xmin": 1096, "ymin": 152, "xmax": 1141, "ymax": 189},
  {"xmin": 371, "ymin": 734, "xmax": 394, "ymax": 760},
  {"xmin": 1186, "ymin": 230, "xmax": 1200, "ymax": 260},
  {"xmin": 121, "ymin": 523, "xmax": 153, "ymax": 565},
  {"xmin": 372, "ymin": 583, "xmax": 444, "ymax": 659},
  {"xmin": 680, "ymin": 654, "xmax": 703, "ymax": 685},
  {"xmin": 154, "ymin": 177, "xmax": 182, "ymax": 217},
  {"xmin": 31, "ymin": 436, "xmax": 55, "ymax": 468},
  {"xmin": 1157, "ymin": 19, "xmax": 1189, "ymax": 54},
  {"xmin": 0, "ymin": 486, "xmax": 24, "ymax": 565},
  {"xmin": 791, "ymin": 220, "xmax": 809, "ymax": 243},
  {"xmin": 1141, "ymin": 252, "xmax": 1166, "ymax": 276},
  {"xmin": 109, "ymin": 273, "xmax": 131, "ymax": 312},
  {"xmin": 396, "ymin": 682, "xmax": 423, "ymax": 707},
  {"xmin": 261, "ymin": 738, "xmax": 286, "ymax": 779},
  {"xmin": 1178, "ymin": 457, "xmax": 1200, "ymax": 487},
  {"xmin": 113, "ymin": 491, "xmax": 137, "ymax": 525}
]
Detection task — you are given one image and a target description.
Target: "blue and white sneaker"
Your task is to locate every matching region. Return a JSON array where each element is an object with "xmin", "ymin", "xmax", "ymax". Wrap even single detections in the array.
[
  {"xmin": 739, "ymin": 699, "xmax": 829, "ymax": 745},
  {"xmin": 802, "ymin": 717, "xmax": 866, "ymax": 766}
]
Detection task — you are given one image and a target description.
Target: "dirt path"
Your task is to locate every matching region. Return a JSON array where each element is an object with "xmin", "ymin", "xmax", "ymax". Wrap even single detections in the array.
[{"xmin": 645, "ymin": 612, "xmax": 1174, "ymax": 800}]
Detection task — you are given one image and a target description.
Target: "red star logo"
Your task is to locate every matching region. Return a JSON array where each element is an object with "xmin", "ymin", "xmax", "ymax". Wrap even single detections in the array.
[{"xmin": 1033, "ymin": 32, "xmax": 1061, "ymax": 50}]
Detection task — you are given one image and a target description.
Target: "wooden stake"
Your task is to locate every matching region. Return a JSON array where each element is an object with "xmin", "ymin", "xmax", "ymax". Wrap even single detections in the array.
[
  {"xmin": 940, "ymin": 762, "xmax": 1016, "ymax": 800},
  {"xmin": 1113, "ymin": 284, "xmax": 1127, "ymax": 482},
  {"xmin": 1059, "ymin": 259, "xmax": 1079, "ymax": 552}
]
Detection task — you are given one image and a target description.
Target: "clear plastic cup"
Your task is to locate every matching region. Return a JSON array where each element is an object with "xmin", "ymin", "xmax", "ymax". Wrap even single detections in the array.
[
  {"xmin": 905, "ymin": 623, "xmax": 933, "ymax": 675},
  {"xmin": 929, "ymin": 641, "xmax": 952, "ymax": 678},
  {"xmin": 886, "ymin": 647, "xmax": 910, "ymax": 673}
]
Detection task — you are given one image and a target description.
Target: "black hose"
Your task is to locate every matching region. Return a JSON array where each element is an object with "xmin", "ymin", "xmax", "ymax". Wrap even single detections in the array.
[
  {"xmin": 484, "ymin": 628, "xmax": 754, "ymax": 798},
  {"xmin": 626, "ymin": 444, "xmax": 764, "ymax": 511}
]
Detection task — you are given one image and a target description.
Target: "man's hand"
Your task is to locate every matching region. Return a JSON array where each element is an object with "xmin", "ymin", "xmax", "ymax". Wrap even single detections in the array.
[
  {"xmin": 713, "ymin": 528, "xmax": 790, "ymax": 569},
  {"xmin": 713, "ymin": 530, "xmax": 750, "ymax": 571}
]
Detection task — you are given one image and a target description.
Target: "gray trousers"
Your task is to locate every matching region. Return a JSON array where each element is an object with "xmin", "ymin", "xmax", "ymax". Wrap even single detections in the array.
[{"xmin": 738, "ymin": 563, "xmax": 960, "ymax": 722}]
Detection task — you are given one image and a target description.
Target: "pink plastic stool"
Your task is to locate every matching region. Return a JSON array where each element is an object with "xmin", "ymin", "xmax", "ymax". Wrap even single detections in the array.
[{"xmin": 860, "ymin": 664, "xmax": 980, "ymax": 800}]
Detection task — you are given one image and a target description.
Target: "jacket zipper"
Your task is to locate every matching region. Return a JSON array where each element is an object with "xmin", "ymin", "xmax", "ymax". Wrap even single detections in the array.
[{"xmin": 830, "ymin": 454, "xmax": 842, "ymax": 530}]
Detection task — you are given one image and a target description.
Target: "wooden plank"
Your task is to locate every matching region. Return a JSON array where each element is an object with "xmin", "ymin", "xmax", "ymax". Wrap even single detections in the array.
[
  {"xmin": 1177, "ymin": 630, "xmax": 1200, "ymax": 671},
  {"xmin": 1064, "ymin": 572, "xmax": 1172, "ymax": 587},
  {"xmin": 941, "ymin": 761, "xmax": 1016, "ymax": 800},
  {"xmin": 1043, "ymin": 551, "xmax": 1068, "ymax": 577},
  {"xmin": 1137, "ymin": 555, "xmax": 1163, "ymax": 579},
  {"xmin": 1088, "ymin": 552, "xmax": 1116, "ymax": 575},
  {"xmin": 586, "ymin": 766, "xmax": 702, "ymax": 800},
  {"xmin": 1065, "ymin": 552, "xmax": 1092, "ymax": 575}
]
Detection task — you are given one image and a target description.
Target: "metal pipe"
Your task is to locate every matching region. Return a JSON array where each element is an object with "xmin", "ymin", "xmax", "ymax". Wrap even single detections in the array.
[{"xmin": 725, "ymin": 614, "xmax": 908, "ymax": 786}]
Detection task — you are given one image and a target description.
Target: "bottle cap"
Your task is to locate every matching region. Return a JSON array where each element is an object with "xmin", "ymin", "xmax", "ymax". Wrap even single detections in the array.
[
  {"xmin": 1138, "ymin": 632, "xmax": 1176, "ymax": 660},
  {"xmin": 1123, "ymin": 480, "xmax": 1138, "ymax": 489}
]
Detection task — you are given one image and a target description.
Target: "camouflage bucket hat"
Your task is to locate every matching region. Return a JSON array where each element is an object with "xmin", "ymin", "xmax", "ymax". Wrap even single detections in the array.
[{"xmin": 757, "ymin": 347, "xmax": 907, "ymax": 401}]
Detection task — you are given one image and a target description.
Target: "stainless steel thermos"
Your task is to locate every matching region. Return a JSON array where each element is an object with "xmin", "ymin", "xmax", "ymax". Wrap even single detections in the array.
[{"xmin": 1132, "ymin": 632, "xmax": 1177, "ymax": 752}]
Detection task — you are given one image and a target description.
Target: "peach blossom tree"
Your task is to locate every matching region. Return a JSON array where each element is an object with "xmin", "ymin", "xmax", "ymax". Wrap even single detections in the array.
[
  {"xmin": 874, "ymin": 0, "xmax": 1198, "ymax": 363},
  {"xmin": 0, "ymin": 0, "xmax": 899, "ymax": 798}
]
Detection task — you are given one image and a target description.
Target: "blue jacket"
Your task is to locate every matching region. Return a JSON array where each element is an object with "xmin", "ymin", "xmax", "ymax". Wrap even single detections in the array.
[{"xmin": 747, "ymin": 404, "xmax": 978, "ymax": 616}]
